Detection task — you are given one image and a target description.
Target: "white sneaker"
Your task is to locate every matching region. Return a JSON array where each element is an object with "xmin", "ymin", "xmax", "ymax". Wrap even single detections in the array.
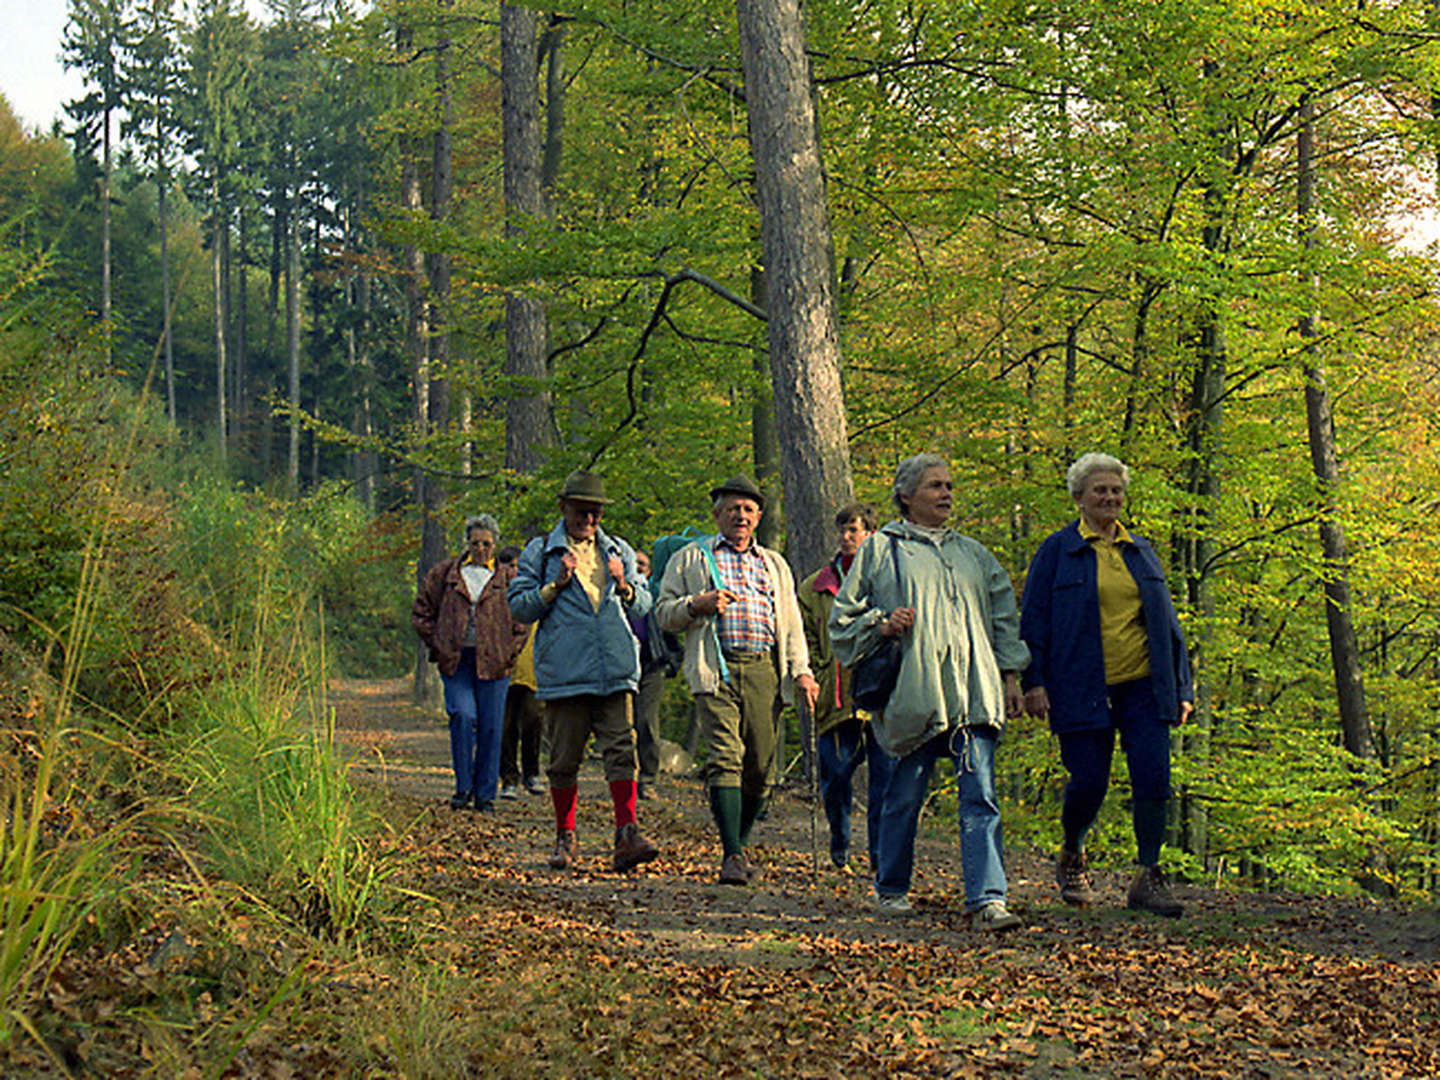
[
  {"xmin": 498, "ymin": 783, "xmax": 519, "ymax": 800},
  {"xmin": 874, "ymin": 892, "xmax": 913, "ymax": 917},
  {"xmin": 972, "ymin": 900, "xmax": 1022, "ymax": 933}
]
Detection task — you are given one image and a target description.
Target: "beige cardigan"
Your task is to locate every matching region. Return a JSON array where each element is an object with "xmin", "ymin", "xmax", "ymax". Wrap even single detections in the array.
[{"xmin": 655, "ymin": 537, "xmax": 813, "ymax": 702}]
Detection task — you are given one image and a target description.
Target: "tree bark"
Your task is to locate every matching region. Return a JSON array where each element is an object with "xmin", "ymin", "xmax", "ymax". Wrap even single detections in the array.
[
  {"xmin": 1297, "ymin": 98, "xmax": 1374, "ymax": 760},
  {"xmin": 502, "ymin": 4, "xmax": 552, "ymax": 477},
  {"xmin": 101, "ymin": 97, "xmax": 112, "ymax": 359},
  {"xmin": 212, "ymin": 179, "xmax": 228, "ymax": 464},
  {"xmin": 159, "ymin": 155, "xmax": 175, "ymax": 424},
  {"xmin": 287, "ymin": 185, "xmax": 301, "ymax": 493},
  {"xmin": 398, "ymin": 10, "xmax": 440, "ymax": 704},
  {"xmin": 735, "ymin": 0, "xmax": 853, "ymax": 579}
]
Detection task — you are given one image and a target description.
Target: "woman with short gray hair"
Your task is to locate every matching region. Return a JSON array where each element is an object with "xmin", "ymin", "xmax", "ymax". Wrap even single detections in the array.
[
  {"xmin": 1019, "ymin": 453, "xmax": 1193, "ymax": 916},
  {"xmin": 830, "ymin": 453, "xmax": 1029, "ymax": 931},
  {"xmin": 412, "ymin": 515, "xmax": 529, "ymax": 811}
]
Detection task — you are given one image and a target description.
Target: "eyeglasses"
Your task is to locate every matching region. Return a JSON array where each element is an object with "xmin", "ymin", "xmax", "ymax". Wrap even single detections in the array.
[{"xmin": 569, "ymin": 505, "xmax": 604, "ymax": 520}]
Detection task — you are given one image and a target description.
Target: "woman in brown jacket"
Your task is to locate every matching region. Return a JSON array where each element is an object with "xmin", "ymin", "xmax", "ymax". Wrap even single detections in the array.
[{"xmin": 412, "ymin": 514, "xmax": 530, "ymax": 810}]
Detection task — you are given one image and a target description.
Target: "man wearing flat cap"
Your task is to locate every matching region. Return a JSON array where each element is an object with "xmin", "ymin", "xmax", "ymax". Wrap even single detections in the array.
[
  {"xmin": 509, "ymin": 470, "xmax": 660, "ymax": 873},
  {"xmin": 656, "ymin": 475, "xmax": 820, "ymax": 885}
]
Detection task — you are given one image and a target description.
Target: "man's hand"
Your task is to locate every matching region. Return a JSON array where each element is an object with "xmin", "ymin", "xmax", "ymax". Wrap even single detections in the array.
[
  {"xmin": 1023, "ymin": 686, "xmax": 1049, "ymax": 719},
  {"xmin": 879, "ymin": 607, "xmax": 916, "ymax": 637},
  {"xmin": 607, "ymin": 555, "xmax": 626, "ymax": 586},
  {"xmin": 1003, "ymin": 673, "xmax": 1024, "ymax": 720},
  {"xmin": 554, "ymin": 550, "xmax": 578, "ymax": 588},
  {"xmin": 796, "ymin": 672, "xmax": 820, "ymax": 712},
  {"xmin": 689, "ymin": 588, "xmax": 740, "ymax": 617},
  {"xmin": 1177, "ymin": 700, "xmax": 1193, "ymax": 726}
]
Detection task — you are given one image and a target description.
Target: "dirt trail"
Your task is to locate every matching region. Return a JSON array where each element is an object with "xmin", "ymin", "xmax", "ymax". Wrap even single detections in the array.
[
  {"xmin": 326, "ymin": 677, "xmax": 1440, "ymax": 1078},
  {"xmin": 330, "ymin": 676, "xmax": 1438, "ymax": 966}
]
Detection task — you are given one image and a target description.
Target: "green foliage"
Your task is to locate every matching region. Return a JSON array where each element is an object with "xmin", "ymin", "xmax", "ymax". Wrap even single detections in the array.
[{"xmin": 179, "ymin": 667, "xmax": 392, "ymax": 941}]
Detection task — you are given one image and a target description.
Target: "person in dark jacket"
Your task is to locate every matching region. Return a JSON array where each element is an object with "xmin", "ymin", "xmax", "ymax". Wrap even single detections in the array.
[
  {"xmin": 628, "ymin": 548, "xmax": 671, "ymax": 800},
  {"xmin": 495, "ymin": 544, "xmax": 543, "ymax": 799},
  {"xmin": 1020, "ymin": 452, "xmax": 1194, "ymax": 916},
  {"xmin": 412, "ymin": 514, "xmax": 530, "ymax": 811},
  {"xmin": 798, "ymin": 501, "xmax": 894, "ymax": 873},
  {"xmin": 508, "ymin": 470, "xmax": 660, "ymax": 874}
]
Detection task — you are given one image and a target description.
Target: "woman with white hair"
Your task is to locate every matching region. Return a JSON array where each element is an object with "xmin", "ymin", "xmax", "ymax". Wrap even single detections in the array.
[
  {"xmin": 412, "ymin": 513, "xmax": 530, "ymax": 811},
  {"xmin": 829, "ymin": 453, "xmax": 1030, "ymax": 930},
  {"xmin": 1019, "ymin": 453, "xmax": 1193, "ymax": 916}
]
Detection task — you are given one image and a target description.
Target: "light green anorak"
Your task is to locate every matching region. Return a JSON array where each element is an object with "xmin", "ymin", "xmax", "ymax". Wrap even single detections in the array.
[{"xmin": 828, "ymin": 520, "xmax": 1030, "ymax": 759}]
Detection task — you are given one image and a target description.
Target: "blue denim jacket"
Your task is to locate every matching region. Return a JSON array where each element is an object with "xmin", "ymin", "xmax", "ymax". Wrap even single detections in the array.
[
  {"xmin": 1019, "ymin": 521, "xmax": 1192, "ymax": 733},
  {"xmin": 508, "ymin": 522, "xmax": 652, "ymax": 701}
]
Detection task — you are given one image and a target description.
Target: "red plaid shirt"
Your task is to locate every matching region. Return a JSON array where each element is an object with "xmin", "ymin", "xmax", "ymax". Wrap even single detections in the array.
[{"xmin": 712, "ymin": 537, "xmax": 776, "ymax": 655}]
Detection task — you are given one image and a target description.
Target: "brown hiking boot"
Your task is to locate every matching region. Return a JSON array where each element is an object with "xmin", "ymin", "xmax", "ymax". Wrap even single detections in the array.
[
  {"xmin": 1127, "ymin": 865, "xmax": 1183, "ymax": 917},
  {"xmin": 719, "ymin": 852, "xmax": 749, "ymax": 885},
  {"xmin": 612, "ymin": 823, "xmax": 659, "ymax": 872},
  {"xmin": 549, "ymin": 828, "xmax": 577, "ymax": 871},
  {"xmin": 1056, "ymin": 850, "xmax": 1097, "ymax": 907}
]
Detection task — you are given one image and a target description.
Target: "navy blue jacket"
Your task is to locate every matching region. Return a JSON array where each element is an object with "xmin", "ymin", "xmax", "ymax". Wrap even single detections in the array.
[
  {"xmin": 1019, "ymin": 521, "xmax": 1192, "ymax": 733},
  {"xmin": 508, "ymin": 522, "xmax": 652, "ymax": 701}
]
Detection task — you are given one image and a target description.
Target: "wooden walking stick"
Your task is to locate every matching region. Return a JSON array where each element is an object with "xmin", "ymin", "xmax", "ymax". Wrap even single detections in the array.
[{"xmin": 799, "ymin": 694, "xmax": 819, "ymax": 881}]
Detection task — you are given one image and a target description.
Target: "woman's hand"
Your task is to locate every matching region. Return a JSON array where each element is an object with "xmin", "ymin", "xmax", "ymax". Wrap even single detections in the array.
[
  {"xmin": 1023, "ymin": 685, "xmax": 1049, "ymax": 719},
  {"xmin": 879, "ymin": 607, "xmax": 916, "ymax": 637},
  {"xmin": 1177, "ymin": 700, "xmax": 1193, "ymax": 726}
]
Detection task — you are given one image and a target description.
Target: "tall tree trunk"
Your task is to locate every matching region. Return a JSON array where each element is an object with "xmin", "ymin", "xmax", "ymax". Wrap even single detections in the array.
[
  {"xmin": 287, "ymin": 188, "xmax": 301, "ymax": 493},
  {"xmin": 1297, "ymin": 98, "xmax": 1374, "ymax": 760},
  {"xmin": 502, "ymin": 4, "xmax": 552, "ymax": 478},
  {"xmin": 101, "ymin": 100, "xmax": 112, "ymax": 360},
  {"xmin": 237, "ymin": 203, "xmax": 249, "ymax": 452},
  {"xmin": 430, "ymin": 1, "xmax": 455, "ymax": 489},
  {"xmin": 221, "ymin": 204, "xmax": 233, "ymax": 421},
  {"xmin": 735, "ymin": 0, "xmax": 853, "ymax": 578},
  {"xmin": 1174, "ymin": 60, "xmax": 1230, "ymax": 866},
  {"xmin": 400, "ymin": 10, "xmax": 438, "ymax": 704},
  {"xmin": 159, "ymin": 159, "xmax": 175, "ymax": 424},
  {"xmin": 212, "ymin": 180, "xmax": 228, "ymax": 463},
  {"xmin": 421, "ymin": 0, "xmax": 454, "ymax": 577}
]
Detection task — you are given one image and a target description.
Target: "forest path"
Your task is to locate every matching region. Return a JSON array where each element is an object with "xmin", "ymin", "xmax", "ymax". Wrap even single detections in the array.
[{"xmin": 330, "ymin": 676, "xmax": 1440, "ymax": 1078}]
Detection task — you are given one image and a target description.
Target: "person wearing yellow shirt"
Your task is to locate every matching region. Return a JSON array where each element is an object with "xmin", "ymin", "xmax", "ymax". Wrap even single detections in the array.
[{"xmin": 1020, "ymin": 453, "xmax": 1194, "ymax": 917}]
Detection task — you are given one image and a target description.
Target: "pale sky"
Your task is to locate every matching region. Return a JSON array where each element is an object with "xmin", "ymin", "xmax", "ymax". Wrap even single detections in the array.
[
  {"xmin": 0, "ymin": 0, "xmax": 274, "ymax": 135},
  {"xmin": 2, "ymin": 0, "xmax": 86, "ymax": 133}
]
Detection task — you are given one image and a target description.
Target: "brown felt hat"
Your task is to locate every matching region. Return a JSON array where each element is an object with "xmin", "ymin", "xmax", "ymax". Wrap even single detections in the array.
[
  {"xmin": 558, "ymin": 469, "xmax": 613, "ymax": 504},
  {"xmin": 708, "ymin": 474, "xmax": 766, "ymax": 511}
]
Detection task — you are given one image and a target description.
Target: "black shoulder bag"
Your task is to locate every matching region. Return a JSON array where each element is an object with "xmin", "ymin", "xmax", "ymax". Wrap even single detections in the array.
[{"xmin": 850, "ymin": 536, "xmax": 905, "ymax": 712}]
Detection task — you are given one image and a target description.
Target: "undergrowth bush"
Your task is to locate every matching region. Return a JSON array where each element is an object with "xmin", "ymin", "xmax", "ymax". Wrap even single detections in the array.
[{"xmin": 169, "ymin": 476, "xmax": 412, "ymax": 678}]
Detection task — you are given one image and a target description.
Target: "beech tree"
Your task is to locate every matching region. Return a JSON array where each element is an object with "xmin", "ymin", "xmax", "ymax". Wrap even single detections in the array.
[{"xmin": 735, "ymin": 0, "xmax": 852, "ymax": 577}]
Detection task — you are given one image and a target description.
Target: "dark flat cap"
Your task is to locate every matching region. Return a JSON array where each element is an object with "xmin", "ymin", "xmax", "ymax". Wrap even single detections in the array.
[
  {"xmin": 708, "ymin": 474, "xmax": 765, "ymax": 510},
  {"xmin": 558, "ymin": 469, "xmax": 613, "ymax": 504}
]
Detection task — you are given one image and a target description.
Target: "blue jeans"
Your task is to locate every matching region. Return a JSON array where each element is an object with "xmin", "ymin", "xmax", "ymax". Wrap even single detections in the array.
[
  {"xmin": 875, "ymin": 727, "xmax": 1006, "ymax": 911},
  {"xmin": 441, "ymin": 649, "xmax": 509, "ymax": 804},
  {"xmin": 817, "ymin": 718, "xmax": 894, "ymax": 870}
]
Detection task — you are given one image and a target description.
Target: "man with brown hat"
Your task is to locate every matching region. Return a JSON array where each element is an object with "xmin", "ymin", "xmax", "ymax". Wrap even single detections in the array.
[
  {"xmin": 509, "ymin": 470, "xmax": 660, "ymax": 873},
  {"xmin": 656, "ymin": 475, "xmax": 820, "ymax": 885}
]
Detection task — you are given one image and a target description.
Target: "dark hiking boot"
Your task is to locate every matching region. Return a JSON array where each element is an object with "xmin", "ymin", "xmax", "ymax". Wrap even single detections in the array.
[
  {"xmin": 612, "ymin": 823, "xmax": 659, "ymax": 872},
  {"xmin": 1056, "ymin": 850, "xmax": 1097, "ymax": 907},
  {"xmin": 549, "ymin": 829, "xmax": 577, "ymax": 871},
  {"xmin": 1127, "ymin": 865, "xmax": 1183, "ymax": 917},
  {"xmin": 719, "ymin": 853, "xmax": 750, "ymax": 886}
]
